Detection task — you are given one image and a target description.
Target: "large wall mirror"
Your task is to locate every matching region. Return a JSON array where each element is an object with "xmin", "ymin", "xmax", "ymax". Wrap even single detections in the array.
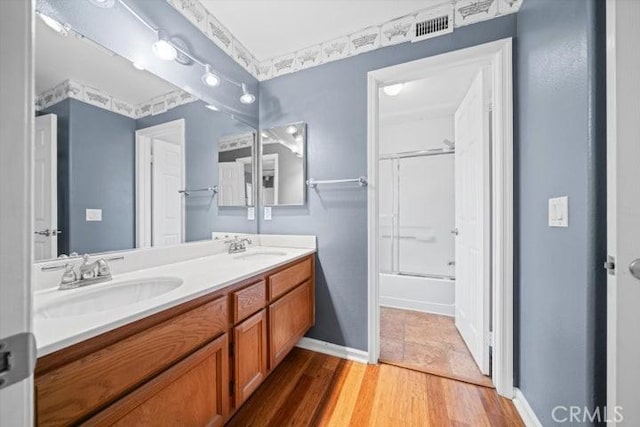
[
  {"xmin": 217, "ymin": 133, "xmax": 256, "ymax": 207},
  {"xmin": 34, "ymin": 9, "xmax": 257, "ymax": 262},
  {"xmin": 259, "ymin": 122, "xmax": 307, "ymax": 206}
]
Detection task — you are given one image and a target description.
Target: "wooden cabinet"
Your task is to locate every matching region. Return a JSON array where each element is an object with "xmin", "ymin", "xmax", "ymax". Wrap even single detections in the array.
[
  {"xmin": 35, "ymin": 255, "xmax": 315, "ymax": 426},
  {"xmin": 268, "ymin": 280, "xmax": 315, "ymax": 368},
  {"xmin": 84, "ymin": 334, "xmax": 229, "ymax": 427},
  {"xmin": 233, "ymin": 309, "xmax": 268, "ymax": 406}
]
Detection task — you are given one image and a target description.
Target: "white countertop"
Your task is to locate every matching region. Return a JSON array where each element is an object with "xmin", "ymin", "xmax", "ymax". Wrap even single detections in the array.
[{"xmin": 34, "ymin": 245, "xmax": 315, "ymax": 357}]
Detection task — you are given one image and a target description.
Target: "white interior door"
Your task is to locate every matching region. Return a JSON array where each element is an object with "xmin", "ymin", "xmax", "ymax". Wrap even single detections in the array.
[
  {"xmin": 151, "ymin": 139, "xmax": 183, "ymax": 246},
  {"xmin": 454, "ymin": 70, "xmax": 491, "ymax": 375},
  {"xmin": 607, "ymin": 0, "xmax": 640, "ymax": 425},
  {"xmin": 219, "ymin": 162, "xmax": 245, "ymax": 206},
  {"xmin": 33, "ymin": 114, "xmax": 57, "ymax": 260}
]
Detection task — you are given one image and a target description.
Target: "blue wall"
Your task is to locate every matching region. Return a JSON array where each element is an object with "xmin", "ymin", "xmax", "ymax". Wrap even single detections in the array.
[
  {"xmin": 258, "ymin": 15, "xmax": 517, "ymax": 351},
  {"xmin": 137, "ymin": 101, "xmax": 257, "ymax": 239},
  {"xmin": 516, "ymin": 0, "xmax": 606, "ymax": 424}
]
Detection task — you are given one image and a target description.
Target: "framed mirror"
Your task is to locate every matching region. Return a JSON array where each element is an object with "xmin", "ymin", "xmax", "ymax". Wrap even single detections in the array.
[
  {"xmin": 259, "ymin": 122, "xmax": 307, "ymax": 207},
  {"xmin": 33, "ymin": 14, "xmax": 257, "ymax": 262}
]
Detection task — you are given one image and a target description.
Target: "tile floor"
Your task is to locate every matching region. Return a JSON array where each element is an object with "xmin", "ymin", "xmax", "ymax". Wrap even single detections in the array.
[{"xmin": 379, "ymin": 307, "xmax": 493, "ymax": 388}]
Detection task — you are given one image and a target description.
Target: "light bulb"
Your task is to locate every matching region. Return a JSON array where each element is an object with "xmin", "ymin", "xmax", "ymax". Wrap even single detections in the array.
[
  {"xmin": 286, "ymin": 125, "xmax": 297, "ymax": 135},
  {"xmin": 152, "ymin": 31, "xmax": 177, "ymax": 61},
  {"xmin": 205, "ymin": 104, "xmax": 219, "ymax": 111},
  {"xmin": 383, "ymin": 83, "xmax": 404, "ymax": 96},
  {"xmin": 38, "ymin": 12, "xmax": 68, "ymax": 36},
  {"xmin": 202, "ymin": 65, "xmax": 220, "ymax": 87},
  {"xmin": 240, "ymin": 83, "xmax": 256, "ymax": 104}
]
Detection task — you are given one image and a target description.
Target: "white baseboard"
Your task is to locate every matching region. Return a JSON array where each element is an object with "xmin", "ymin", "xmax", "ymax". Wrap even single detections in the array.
[
  {"xmin": 380, "ymin": 296, "xmax": 455, "ymax": 316},
  {"xmin": 513, "ymin": 388, "xmax": 542, "ymax": 427},
  {"xmin": 296, "ymin": 337, "xmax": 369, "ymax": 364}
]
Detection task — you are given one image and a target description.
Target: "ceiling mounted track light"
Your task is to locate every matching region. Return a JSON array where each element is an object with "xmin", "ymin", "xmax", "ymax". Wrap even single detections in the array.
[
  {"xmin": 202, "ymin": 65, "xmax": 220, "ymax": 87},
  {"xmin": 152, "ymin": 30, "xmax": 177, "ymax": 61},
  {"xmin": 240, "ymin": 83, "xmax": 256, "ymax": 104}
]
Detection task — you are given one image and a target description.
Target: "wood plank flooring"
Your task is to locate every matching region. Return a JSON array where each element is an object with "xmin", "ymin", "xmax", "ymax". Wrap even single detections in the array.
[
  {"xmin": 227, "ymin": 348, "xmax": 523, "ymax": 426},
  {"xmin": 380, "ymin": 307, "xmax": 494, "ymax": 388}
]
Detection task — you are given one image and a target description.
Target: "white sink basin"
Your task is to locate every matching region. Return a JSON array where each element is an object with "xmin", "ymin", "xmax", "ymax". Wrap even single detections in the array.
[
  {"xmin": 233, "ymin": 250, "xmax": 288, "ymax": 261},
  {"xmin": 37, "ymin": 277, "xmax": 183, "ymax": 319}
]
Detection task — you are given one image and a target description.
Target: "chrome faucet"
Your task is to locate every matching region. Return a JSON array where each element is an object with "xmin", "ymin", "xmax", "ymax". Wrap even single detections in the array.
[
  {"xmin": 56, "ymin": 254, "xmax": 115, "ymax": 290},
  {"xmin": 225, "ymin": 236, "xmax": 252, "ymax": 254}
]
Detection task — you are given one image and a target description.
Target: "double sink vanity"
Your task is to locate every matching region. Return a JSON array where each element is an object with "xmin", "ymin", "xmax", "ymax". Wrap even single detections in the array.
[{"xmin": 33, "ymin": 235, "xmax": 316, "ymax": 426}]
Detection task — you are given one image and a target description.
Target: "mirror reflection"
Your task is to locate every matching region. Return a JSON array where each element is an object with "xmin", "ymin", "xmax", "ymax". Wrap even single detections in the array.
[
  {"xmin": 260, "ymin": 122, "xmax": 307, "ymax": 206},
  {"xmin": 34, "ymin": 18, "xmax": 256, "ymax": 261},
  {"xmin": 217, "ymin": 133, "xmax": 256, "ymax": 207}
]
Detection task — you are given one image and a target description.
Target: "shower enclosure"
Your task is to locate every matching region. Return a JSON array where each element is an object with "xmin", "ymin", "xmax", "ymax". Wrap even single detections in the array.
[{"xmin": 378, "ymin": 146, "xmax": 456, "ymax": 315}]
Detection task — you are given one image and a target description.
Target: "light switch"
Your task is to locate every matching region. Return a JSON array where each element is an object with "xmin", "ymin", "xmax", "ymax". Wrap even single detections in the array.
[
  {"xmin": 86, "ymin": 208, "xmax": 102, "ymax": 222},
  {"xmin": 548, "ymin": 196, "xmax": 568, "ymax": 227},
  {"xmin": 264, "ymin": 207, "xmax": 272, "ymax": 221},
  {"xmin": 247, "ymin": 207, "xmax": 255, "ymax": 220}
]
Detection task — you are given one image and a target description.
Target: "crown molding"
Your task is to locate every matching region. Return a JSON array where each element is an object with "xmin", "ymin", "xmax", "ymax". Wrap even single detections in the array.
[
  {"xmin": 35, "ymin": 79, "xmax": 197, "ymax": 119},
  {"xmin": 167, "ymin": 0, "xmax": 522, "ymax": 82}
]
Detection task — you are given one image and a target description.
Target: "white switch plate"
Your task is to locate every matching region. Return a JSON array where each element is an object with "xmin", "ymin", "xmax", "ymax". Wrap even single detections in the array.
[
  {"xmin": 548, "ymin": 196, "xmax": 568, "ymax": 227},
  {"xmin": 264, "ymin": 207, "xmax": 272, "ymax": 221},
  {"xmin": 247, "ymin": 207, "xmax": 255, "ymax": 221},
  {"xmin": 86, "ymin": 208, "xmax": 102, "ymax": 222}
]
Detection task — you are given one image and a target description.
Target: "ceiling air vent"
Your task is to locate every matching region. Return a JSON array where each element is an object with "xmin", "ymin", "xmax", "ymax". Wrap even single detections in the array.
[{"xmin": 411, "ymin": 4, "xmax": 454, "ymax": 42}]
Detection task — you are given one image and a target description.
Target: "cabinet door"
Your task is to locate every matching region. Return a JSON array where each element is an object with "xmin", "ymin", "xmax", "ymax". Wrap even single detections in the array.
[
  {"xmin": 234, "ymin": 309, "xmax": 268, "ymax": 406},
  {"xmin": 84, "ymin": 334, "xmax": 229, "ymax": 427},
  {"xmin": 268, "ymin": 280, "xmax": 314, "ymax": 368}
]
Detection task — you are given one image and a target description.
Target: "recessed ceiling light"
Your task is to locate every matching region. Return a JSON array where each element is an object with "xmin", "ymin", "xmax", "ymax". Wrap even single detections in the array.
[
  {"xmin": 240, "ymin": 83, "xmax": 256, "ymax": 104},
  {"xmin": 132, "ymin": 61, "xmax": 145, "ymax": 71},
  {"xmin": 202, "ymin": 65, "xmax": 220, "ymax": 87},
  {"xmin": 37, "ymin": 12, "xmax": 68, "ymax": 36},
  {"xmin": 205, "ymin": 104, "xmax": 219, "ymax": 111},
  {"xmin": 152, "ymin": 31, "xmax": 177, "ymax": 61},
  {"xmin": 286, "ymin": 125, "xmax": 298, "ymax": 135},
  {"xmin": 383, "ymin": 83, "xmax": 404, "ymax": 96}
]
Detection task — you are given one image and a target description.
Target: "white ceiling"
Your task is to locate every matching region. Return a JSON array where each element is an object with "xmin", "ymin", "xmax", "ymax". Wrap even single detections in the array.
[
  {"xmin": 35, "ymin": 18, "xmax": 177, "ymax": 104},
  {"xmin": 200, "ymin": 0, "xmax": 442, "ymax": 61},
  {"xmin": 379, "ymin": 64, "xmax": 482, "ymax": 122}
]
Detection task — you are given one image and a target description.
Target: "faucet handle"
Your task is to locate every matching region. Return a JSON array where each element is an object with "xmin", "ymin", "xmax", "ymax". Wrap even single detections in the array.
[
  {"xmin": 96, "ymin": 259, "xmax": 111, "ymax": 277},
  {"xmin": 60, "ymin": 263, "xmax": 77, "ymax": 285}
]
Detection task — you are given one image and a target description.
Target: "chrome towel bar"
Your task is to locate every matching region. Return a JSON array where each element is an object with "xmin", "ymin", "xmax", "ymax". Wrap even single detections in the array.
[
  {"xmin": 178, "ymin": 186, "xmax": 219, "ymax": 196},
  {"xmin": 306, "ymin": 177, "xmax": 368, "ymax": 188}
]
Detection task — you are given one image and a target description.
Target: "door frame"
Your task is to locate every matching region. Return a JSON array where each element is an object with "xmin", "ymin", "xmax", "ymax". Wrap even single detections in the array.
[
  {"xmin": 135, "ymin": 119, "xmax": 186, "ymax": 248},
  {"xmin": 366, "ymin": 38, "xmax": 514, "ymax": 398},
  {"xmin": 0, "ymin": 0, "xmax": 34, "ymax": 424}
]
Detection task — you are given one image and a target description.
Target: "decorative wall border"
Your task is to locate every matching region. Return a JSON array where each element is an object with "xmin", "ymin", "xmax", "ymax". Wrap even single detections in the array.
[
  {"xmin": 35, "ymin": 79, "xmax": 197, "ymax": 119},
  {"xmin": 167, "ymin": 0, "xmax": 522, "ymax": 81}
]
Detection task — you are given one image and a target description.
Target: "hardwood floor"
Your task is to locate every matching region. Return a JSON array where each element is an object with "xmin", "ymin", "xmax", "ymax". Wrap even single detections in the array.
[
  {"xmin": 380, "ymin": 307, "xmax": 493, "ymax": 388},
  {"xmin": 227, "ymin": 348, "xmax": 523, "ymax": 426}
]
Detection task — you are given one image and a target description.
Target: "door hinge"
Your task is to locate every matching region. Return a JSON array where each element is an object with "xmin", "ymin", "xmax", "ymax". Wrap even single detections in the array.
[
  {"xmin": 229, "ymin": 380, "xmax": 235, "ymax": 395},
  {"xmin": 0, "ymin": 332, "xmax": 37, "ymax": 390},
  {"xmin": 604, "ymin": 255, "xmax": 616, "ymax": 276}
]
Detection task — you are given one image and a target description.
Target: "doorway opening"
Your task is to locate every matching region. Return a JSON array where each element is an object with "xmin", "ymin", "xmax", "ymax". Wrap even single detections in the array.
[
  {"xmin": 135, "ymin": 118, "xmax": 186, "ymax": 248},
  {"xmin": 367, "ymin": 39, "xmax": 514, "ymax": 397}
]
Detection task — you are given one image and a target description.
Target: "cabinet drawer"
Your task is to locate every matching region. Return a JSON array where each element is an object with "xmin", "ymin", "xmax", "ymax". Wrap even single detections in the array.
[
  {"xmin": 36, "ymin": 296, "xmax": 228, "ymax": 427},
  {"xmin": 83, "ymin": 334, "xmax": 229, "ymax": 427},
  {"xmin": 232, "ymin": 280, "xmax": 266, "ymax": 324},
  {"xmin": 268, "ymin": 258, "xmax": 312, "ymax": 301}
]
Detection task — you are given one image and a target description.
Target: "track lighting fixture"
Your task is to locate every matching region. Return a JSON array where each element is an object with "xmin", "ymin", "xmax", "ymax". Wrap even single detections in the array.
[
  {"xmin": 240, "ymin": 83, "xmax": 256, "ymax": 104},
  {"xmin": 152, "ymin": 30, "xmax": 177, "ymax": 61},
  {"xmin": 202, "ymin": 65, "xmax": 220, "ymax": 87}
]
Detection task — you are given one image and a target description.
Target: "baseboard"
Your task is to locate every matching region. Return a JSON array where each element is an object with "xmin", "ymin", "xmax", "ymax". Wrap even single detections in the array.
[
  {"xmin": 380, "ymin": 296, "xmax": 455, "ymax": 316},
  {"xmin": 296, "ymin": 337, "xmax": 369, "ymax": 364},
  {"xmin": 512, "ymin": 388, "xmax": 543, "ymax": 427}
]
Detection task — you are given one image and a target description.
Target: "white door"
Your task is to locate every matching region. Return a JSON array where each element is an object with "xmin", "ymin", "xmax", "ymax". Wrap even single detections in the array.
[
  {"xmin": 151, "ymin": 139, "xmax": 184, "ymax": 246},
  {"xmin": 218, "ymin": 162, "xmax": 245, "ymax": 206},
  {"xmin": 454, "ymin": 70, "xmax": 491, "ymax": 375},
  {"xmin": 33, "ymin": 114, "xmax": 57, "ymax": 260},
  {"xmin": 607, "ymin": 1, "xmax": 640, "ymax": 425}
]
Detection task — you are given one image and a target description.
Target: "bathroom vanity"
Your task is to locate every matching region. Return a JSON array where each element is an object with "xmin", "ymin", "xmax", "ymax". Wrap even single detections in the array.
[{"xmin": 33, "ymin": 244, "xmax": 315, "ymax": 426}]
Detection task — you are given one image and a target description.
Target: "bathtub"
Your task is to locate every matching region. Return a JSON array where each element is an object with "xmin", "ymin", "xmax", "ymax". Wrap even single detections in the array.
[{"xmin": 379, "ymin": 273, "xmax": 455, "ymax": 316}]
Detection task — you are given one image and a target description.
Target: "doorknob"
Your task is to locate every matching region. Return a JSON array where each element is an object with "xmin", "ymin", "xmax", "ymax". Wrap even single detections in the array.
[
  {"xmin": 630, "ymin": 259, "xmax": 640, "ymax": 280},
  {"xmin": 34, "ymin": 229, "xmax": 61, "ymax": 237}
]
